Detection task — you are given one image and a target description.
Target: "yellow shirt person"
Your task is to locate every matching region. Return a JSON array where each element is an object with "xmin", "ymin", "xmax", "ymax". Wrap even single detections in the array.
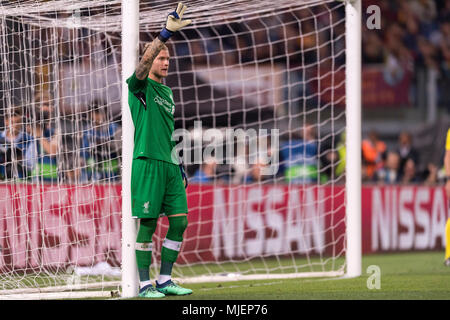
[
  {"xmin": 447, "ymin": 128, "xmax": 450, "ymax": 150},
  {"xmin": 444, "ymin": 128, "xmax": 450, "ymax": 266}
]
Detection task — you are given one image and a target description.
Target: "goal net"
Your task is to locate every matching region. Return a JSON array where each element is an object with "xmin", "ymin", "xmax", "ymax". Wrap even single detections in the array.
[{"xmin": 0, "ymin": 0, "xmax": 359, "ymax": 299}]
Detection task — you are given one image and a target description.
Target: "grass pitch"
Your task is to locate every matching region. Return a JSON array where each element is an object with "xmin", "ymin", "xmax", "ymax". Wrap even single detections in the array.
[
  {"xmin": 3, "ymin": 251, "xmax": 447, "ymax": 300},
  {"xmin": 156, "ymin": 251, "xmax": 449, "ymax": 300}
]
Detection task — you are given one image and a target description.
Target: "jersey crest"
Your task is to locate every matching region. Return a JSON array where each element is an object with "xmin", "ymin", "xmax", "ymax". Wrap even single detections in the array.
[{"xmin": 154, "ymin": 96, "xmax": 175, "ymax": 115}]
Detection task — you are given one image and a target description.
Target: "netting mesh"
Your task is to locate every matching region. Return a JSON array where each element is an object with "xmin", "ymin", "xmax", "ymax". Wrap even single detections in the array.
[{"xmin": 0, "ymin": 0, "xmax": 347, "ymax": 297}]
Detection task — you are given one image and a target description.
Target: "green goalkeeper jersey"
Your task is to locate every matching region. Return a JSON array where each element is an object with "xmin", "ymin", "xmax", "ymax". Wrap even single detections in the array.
[{"xmin": 126, "ymin": 72, "xmax": 178, "ymax": 165}]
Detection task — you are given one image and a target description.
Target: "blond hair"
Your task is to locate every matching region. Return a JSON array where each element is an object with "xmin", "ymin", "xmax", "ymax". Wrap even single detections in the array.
[{"xmin": 142, "ymin": 42, "xmax": 169, "ymax": 54}]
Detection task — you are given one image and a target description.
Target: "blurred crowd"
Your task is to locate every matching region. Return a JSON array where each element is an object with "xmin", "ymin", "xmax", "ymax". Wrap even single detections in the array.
[
  {"xmin": 360, "ymin": 129, "xmax": 445, "ymax": 185},
  {"xmin": 175, "ymin": 0, "xmax": 450, "ymax": 108},
  {"xmin": 0, "ymin": 0, "xmax": 448, "ymax": 185},
  {"xmin": 186, "ymin": 123, "xmax": 447, "ymax": 186},
  {"xmin": 1, "ymin": 104, "xmax": 446, "ymax": 185},
  {"xmin": 362, "ymin": 0, "xmax": 450, "ymax": 107},
  {"xmin": 0, "ymin": 97, "xmax": 121, "ymax": 183},
  {"xmin": 363, "ymin": 0, "xmax": 449, "ymax": 70}
]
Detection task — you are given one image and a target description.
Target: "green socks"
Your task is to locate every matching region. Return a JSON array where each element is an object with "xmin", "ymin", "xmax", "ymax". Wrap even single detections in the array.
[
  {"xmin": 158, "ymin": 215, "xmax": 188, "ymax": 283},
  {"xmin": 135, "ymin": 218, "xmax": 157, "ymax": 286},
  {"xmin": 136, "ymin": 216, "xmax": 188, "ymax": 286}
]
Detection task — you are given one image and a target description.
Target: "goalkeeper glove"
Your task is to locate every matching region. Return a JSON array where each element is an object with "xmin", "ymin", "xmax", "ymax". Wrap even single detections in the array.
[
  {"xmin": 179, "ymin": 164, "xmax": 188, "ymax": 189},
  {"xmin": 158, "ymin": 2, "xmax": 192, "ymax": 42}
]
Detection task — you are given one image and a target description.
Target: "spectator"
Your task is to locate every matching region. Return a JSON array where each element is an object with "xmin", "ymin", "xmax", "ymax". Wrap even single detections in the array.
[
  {"xmin": 396, "ymin": 131, "xmax": 419, "ymax": 175},
  {"xmin": 230, "ymin": 142, "xmax": 249, "ymax": 185},
  {"xmin": 82, "ymin": 103, "xmax": 121, "ymax": 181},
  {"xmin": 34, "ymin": 91, "xmax": 54, "ymax": 116},
  {"xmin": 61, "ymin": 133, "xmax": 86, "ymax": 183},
  {"xmin": 409, "ymin": 0, "xmax": 437, "ymax": 35},
  {"xmin": 376, "ymin": 151, "xmax": 401, "ymax": 184},
  {"xmin": 438, "ymin": 0, "xmax": 450, "ymax": 23},
  {"xmin": 236, "ymin": 35, "xmax": 255, "ymax": 64},
  {"xmin": 244, "ymin": 133, "xmax": 278, "ymax": 183},
  {"xmin": 320, "ymin": 148, "xmax": 339, "ymax": 183},
  {"xmin": 362, "ymin": 30, "xmax": 385, "ymax": 64},
  {"xmin": 335, "ymin": 130, "xmax": 346, "ymax": 180},
  {"xmin": 229, "ymin": 132, "xmax": 275, "ymax": 184},
  {"xmin": 422, "ymin": 162, "xmax": 439, "ymax": 185},
  {"xmin": 0, "ymin": 108, "xmax": 33, "ymax": 180},
  {"xmin": 402, "ymin": 10, "xmax": 420, "ymax": 54},
  {"xmin": 383, "ymin": 23, "xmax": 414, "ymax": 85},
  {"xmin": 190, "ymin": 39, "xmax": 208, "ymax": 66},
  {"xmin": 362, "ymin": 130, "xmax": 387, "ymax": 181},
  {"xmin": 417, "ymin": 36, "xmax": 439, "ymax": 70},
  {"xmin": 319, "ymin": 134, "xmax": 343, "ymax": 183},
  {"xmin": 400, "ymin": 157, "xmax": 420, "ymax": 184},
  {"xmin": 280, "ymin": 122, "xmax": 318, "ymax": 184},
  {"xmin": 190, "ymin": 156, "xmax": 217, "ymax": 184},
  {"xmin": 27, "ymin": 109, "xmax": 59, "ymax": 182},
  {"xmin": 243, "ymin": 157, "xmax": 271, "ymax": 184},
  {"xmin": 431, "ymin": 20, "xmax": 450, "ymax": 108}
]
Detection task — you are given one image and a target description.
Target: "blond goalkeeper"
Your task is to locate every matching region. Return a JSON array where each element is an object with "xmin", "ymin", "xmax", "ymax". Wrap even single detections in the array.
[{"xmin": 126, "ymin": 3, "xmax": 192, "ymax": 297}]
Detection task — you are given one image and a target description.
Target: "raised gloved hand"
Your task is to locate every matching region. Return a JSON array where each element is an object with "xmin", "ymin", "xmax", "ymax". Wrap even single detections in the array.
[{"xmin": 158, "ymin": 2, "xmax": 192, "ymax": 42}]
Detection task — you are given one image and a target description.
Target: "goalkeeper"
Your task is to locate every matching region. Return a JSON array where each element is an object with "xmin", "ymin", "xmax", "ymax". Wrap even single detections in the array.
[
  {"xmin": 126, "ymin": 3, "xmax": 192, "ymax": 298},
  {"xmin": 445, "ymin": 128, "xmax": 450, "ymax": 267}
]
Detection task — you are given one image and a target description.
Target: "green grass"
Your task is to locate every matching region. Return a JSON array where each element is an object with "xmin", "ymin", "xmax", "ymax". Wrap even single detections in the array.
[
  {"xmin": 3, "ymin": 251, "xmax": 448, "ymax": 300},
  {"xmin": 166, "ymin": 254, "xmax": 346, "ymax": 279},
  {"xmin": 144, "ymin": 251, "xmax": 450, "ymax": 300}
]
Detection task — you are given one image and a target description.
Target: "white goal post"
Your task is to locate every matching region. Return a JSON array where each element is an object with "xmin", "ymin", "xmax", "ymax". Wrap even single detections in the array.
[{"xmin": 343, "ymin": 0, "xmax": 361, "ymax": 279}]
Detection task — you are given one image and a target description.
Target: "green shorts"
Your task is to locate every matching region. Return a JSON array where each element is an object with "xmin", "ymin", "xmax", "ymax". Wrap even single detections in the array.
[{"xmin": 131, "ymin": 157, "xmax": 188, "ymax": 218}]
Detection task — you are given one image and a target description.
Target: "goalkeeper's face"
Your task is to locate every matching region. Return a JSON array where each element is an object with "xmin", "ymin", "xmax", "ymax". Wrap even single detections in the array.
[{"xmin": 150, "ymin": 49, "xmax": 170, "ymax": 81}]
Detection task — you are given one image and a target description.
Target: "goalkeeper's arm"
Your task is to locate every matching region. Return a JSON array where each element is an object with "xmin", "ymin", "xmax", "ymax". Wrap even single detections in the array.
[{"xmin": 135, "ymin": 2, "xmax": 192, "ymax": 80}]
